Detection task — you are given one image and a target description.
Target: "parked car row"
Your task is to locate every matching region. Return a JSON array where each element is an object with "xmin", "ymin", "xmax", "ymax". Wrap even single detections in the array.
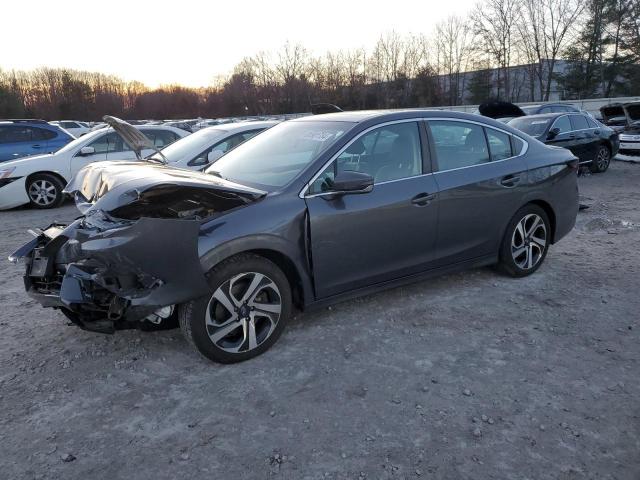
[
  {"xmin": 0, "ymin": 119, "xmax": 74, "ymax": 162},
  {"xmin": 9, "ymin": 109, "xmax": 580, "ymax": 364},
  {"xmin": 479, "ymin": 101, "xmax": 619, "ymax": 173},
  {"xmin": 0, "ymin": 124, "xmax": 188, "ymax": 209},
  {"xmin": 0, "ymin": 119, "xmax": 281, "ymax": 210}
]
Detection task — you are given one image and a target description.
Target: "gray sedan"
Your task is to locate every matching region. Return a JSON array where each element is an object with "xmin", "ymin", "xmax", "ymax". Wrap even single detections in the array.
[{"xmin": 12, "ymin": 110, "xmax": 579, "ymax": 363}]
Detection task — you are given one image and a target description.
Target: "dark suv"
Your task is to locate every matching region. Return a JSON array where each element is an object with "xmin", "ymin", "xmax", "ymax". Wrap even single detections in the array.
[{"xmin": 0, "ymin": 120, "xmax": 73, "ymax": 162}]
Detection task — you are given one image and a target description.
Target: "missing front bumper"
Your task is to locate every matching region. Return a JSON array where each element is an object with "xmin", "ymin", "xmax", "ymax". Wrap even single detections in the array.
[{"xmin": 12, "ymin": 211, "xmax": 210, "ymax": 333}]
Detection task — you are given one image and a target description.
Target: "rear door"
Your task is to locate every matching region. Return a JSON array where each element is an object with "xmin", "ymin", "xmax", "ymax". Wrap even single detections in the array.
[
  {"xmin": 427, "ymin": 119, "xmax": 528, "ymax": 266},
  {"xmin": 304, "ymin": 120, "xmax": 439, "ymax": 298},
  {"xmin": 569, "ymin": 114, "xmax": 598, "ymax": 163}
]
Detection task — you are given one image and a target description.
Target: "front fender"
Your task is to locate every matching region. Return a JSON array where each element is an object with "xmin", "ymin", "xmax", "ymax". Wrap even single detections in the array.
[{"xmin": 199, "ymin": 233, "xmax": 315, "ymax": 307}]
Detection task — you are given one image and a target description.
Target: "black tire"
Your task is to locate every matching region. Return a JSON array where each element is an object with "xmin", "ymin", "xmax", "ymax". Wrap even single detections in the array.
[
  {"xmin": 26, "ymin": 173, "xmax": 65, "ymax": 209},
  {"xmin": 179, "ymin": 253, "xmax": 292, "ymax": 364},
  {"xmin": 498, "ymin": 204, "xmax": 551, "ymax": 277},
  {"xmin": 589, "ymin": 144, "xmax": 611, "ymax": 173}
]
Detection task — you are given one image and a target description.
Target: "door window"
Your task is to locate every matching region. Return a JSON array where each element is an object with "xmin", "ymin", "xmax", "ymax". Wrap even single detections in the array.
[
  {"xmin": 0, "ymin": 126, "xmax": 32, "ymax": 143},
  {"xmin": 145, "ymin": 129, "xmax": 180, "ymax": 148},
  {"xmin": 586, "ymin": 117, "xmax": 599, "ymax": 129},
  {"xmin": 551, "ymin": 116, "xmax": 572, "ymax": 134},
  {"xmin": 486, "ymin": 128, "xmax": 512, "ymax": 160},
  {"xmin": 31, "ymin": 128, "xmax": 57, "ymax": 141},
  {"xmin": 569, "ymin": 115, "xmax": 589, "ymax": 131},
  {"xmin": 308, "ymin": 122, "xmax": 422, "ymax": 194},
  {"xmin": 429, "ymin": 121, "xmax": 489, "ymax": 171},
  {"xmin": 188, "ymin": 130, "xmax": 263, "ymax": 167},
  {"xmin": 86, "ymin": 132, "xmax": 129, "ymax": 154}
]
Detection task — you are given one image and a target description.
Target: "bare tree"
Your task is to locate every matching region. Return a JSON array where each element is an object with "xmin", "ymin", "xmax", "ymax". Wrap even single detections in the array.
[
  {"xmin": 434, "ymin": 16, "xmax": 473, "ymax": 104},
  {"xmin": 517, "ymin": 0, "xmax": 584, "ymax": 101},
  {"xmin": 471, "ymin": 0, "xmax": 522, "ymax": 101}
]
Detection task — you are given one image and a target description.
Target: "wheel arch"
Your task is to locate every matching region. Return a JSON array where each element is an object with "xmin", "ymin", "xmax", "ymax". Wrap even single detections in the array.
[
  {"xmin": 527, "ymin": 199, "xmax": 557, "ymax": 243},
  {"xmin": 246, "ymin": 249, "xmax": 306, "ymax": 309},
  {"xmin": 199, "ymin": 236, "xmax": 313, "ymax": 310},
  {"xmin": 25, "ymin": 171, "xmax": 69, "ymax": 191}
]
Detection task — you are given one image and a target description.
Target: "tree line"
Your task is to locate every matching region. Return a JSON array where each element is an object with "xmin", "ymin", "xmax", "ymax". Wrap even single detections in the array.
[{"xmin": 1, "ymin": 0, "xmax": 639, "ymax": 121}]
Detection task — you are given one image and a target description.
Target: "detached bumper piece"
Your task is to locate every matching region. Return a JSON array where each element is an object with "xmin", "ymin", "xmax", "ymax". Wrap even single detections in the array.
[{"xmin": 13, "ymin": 211, "xmax": 210, "ymax": 334}]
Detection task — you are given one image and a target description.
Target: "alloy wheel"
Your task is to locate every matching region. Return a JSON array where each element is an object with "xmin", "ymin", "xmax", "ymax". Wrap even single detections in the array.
[
  {"xmin": 596, "ymin": 147, "xmax": 610, "ymax": 170},
  {"xmin": 511, "ymin": 214, "xmax": 547, "ymax": 270},
  {"xmin": 28, "ymin": 179, "xmax": 57, "ymax": 206},
  {"xmin": 205, "ymin": 272, "xmax": 282, "ymax": 353}
]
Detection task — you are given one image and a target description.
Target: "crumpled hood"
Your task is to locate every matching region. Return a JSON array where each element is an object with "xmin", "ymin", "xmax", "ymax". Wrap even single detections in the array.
[
  {"xmin": 624, "ymin": 103, "xmax": 640, "ymax": 121},
  {"xmin": 65, "ymin": 161, "xmax": 267, "ymax": 218}
]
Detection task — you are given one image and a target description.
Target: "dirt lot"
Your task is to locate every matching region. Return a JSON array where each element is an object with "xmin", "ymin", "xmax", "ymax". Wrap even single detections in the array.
[{"xmin": 1, "ymin": 161, "xmax": 639, "ymax": 480}]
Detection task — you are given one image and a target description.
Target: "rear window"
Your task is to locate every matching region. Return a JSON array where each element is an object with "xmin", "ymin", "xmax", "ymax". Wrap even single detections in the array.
[
  {"xmin": 508, "ymin": 117, "xmax": 551, "ymax": 137},
  {"xmin": 31, "ymin": 127, "xmax": 57, "ymax": 141}
]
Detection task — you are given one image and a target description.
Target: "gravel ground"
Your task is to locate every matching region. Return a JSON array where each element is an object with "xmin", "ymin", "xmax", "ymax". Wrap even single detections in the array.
[{"xmin": 1, "ymin": 161, "xmax": 639, "ymax": 480}]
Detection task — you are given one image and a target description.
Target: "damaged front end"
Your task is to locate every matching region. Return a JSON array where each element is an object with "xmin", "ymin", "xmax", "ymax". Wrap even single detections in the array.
[
  {"xmin": 10, "ymin": 161, "xmax": 266, "ymax": 333},
  {"xmin": 11, "ymin": 211, "xmax": 210, "ymax": 333}
]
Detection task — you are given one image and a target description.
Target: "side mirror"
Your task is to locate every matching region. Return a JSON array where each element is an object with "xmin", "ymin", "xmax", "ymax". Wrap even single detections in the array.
[
  {"xmin": 330, "ymin": 171, "xmax": 374, "ymax": 194},
  {"xmin": 207, "ymin": 150, "xmax": 225, "ymax": 163},
  {"xmin": 547, "ymin": 127, "xmax": 560, "ymax": 140},
  {"xmin": 78, "ymin": 146, "xmax": 95, "ymax": 156}
]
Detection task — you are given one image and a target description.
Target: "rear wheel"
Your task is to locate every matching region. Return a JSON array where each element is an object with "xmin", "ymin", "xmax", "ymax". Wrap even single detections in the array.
[
  {"xmin": 26, "ymin": 173, "xmax": 65, "ymax": 209},
  {"xmin": 590, "ymin": 145, "xmax": 611, "ymax": 173},
  {"xmin": 179, "ymin": 253, "xmax": 291, "ymax": 364},
  {"xmin": 498, "ymin": 205, "xmax": 550, "ymax": 277}
]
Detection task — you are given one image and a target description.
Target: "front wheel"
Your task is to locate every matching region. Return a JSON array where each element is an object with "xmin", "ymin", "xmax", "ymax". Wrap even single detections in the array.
[
  {"xmin": 179, "ymin": 253, "xmax": 292, "ymax": 364},
  {"xmin": 498, "ymin": 205, "xmax": 551, "ymax": 277},
  {"xmin": 26, "ymin": 173, "xmax": 66, "ymax": 209},
  {"xmin": 590, "ymin": 145, "xmax": 611, "ymax": 173}
]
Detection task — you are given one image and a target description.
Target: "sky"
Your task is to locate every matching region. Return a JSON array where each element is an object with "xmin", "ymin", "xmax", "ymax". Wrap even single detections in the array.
[{"xmin": 2, "ymin": 0, "xmax": 477, "ymax": 88}]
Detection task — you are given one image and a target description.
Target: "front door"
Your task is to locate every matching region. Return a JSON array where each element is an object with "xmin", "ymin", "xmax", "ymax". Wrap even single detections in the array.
[{"xmin": 305, "ymin": 121, "xmax": 439, "ymax": 299}]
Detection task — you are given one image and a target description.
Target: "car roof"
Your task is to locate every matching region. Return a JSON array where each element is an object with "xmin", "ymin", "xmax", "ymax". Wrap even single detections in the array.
[
  {"xmin": 291, "ymin": 109, "xmax": 518, "ymax": 125},
  {"xmin": 514, "ymin": 112, "xmax": 579, "ymax": 120}
]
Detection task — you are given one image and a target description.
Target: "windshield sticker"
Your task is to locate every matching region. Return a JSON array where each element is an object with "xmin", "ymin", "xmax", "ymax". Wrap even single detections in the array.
[{"xmin": 301, "ymin": 130, "xmax": 340, "ymax": 141}]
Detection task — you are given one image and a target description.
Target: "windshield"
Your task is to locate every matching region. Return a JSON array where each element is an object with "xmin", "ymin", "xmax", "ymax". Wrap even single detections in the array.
[
  {"xmin": 508, "ymin": 117, "xmax": 551, "ymax": 137},
  {"xmin": 148, "ymin": 127, "xmax": 227, "ymax": 162},
  {"xmin": 206, "ymin": 121, "xmax": 352, "ymax": 189}
]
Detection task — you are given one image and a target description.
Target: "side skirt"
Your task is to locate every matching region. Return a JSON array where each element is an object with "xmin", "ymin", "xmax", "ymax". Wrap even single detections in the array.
[{"xmin": 304, "ymin": 254, "xmax": 497, "ymax": 311}]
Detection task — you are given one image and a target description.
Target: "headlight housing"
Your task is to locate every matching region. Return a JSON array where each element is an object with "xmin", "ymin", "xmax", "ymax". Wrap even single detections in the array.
[{"xmin": 0, "ymin": 167, "xmax": 16, "ymax": 179}]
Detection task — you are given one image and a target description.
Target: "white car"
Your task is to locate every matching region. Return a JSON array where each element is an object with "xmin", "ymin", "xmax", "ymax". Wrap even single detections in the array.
[
  {"xmin": 147, "ymin": 121, "xmax": 279, "ymax": 170},
  {"xmin": 49, "ymin": 120, "xmax": 91, "ymax": 137},
  {"xmin": 0, "ymin": 124, "xmax": 187, "ymax": 210}
]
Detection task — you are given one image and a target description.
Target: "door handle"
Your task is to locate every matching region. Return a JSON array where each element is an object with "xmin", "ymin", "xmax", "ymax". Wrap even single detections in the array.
[
  {"xmin": 411, "ymin": 192, "xmax": 436, "ymax": 206},
  {"xmin": 32, "ymin": 144, "xmax": 42, "ymax": 149},
  {"xmin": 500, "ymin": 174, "xmax": 521, "ymax": 187}
]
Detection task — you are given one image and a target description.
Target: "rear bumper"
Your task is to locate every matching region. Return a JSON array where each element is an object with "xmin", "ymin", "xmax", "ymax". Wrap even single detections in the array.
[{"xmin": 10, "ymin": 212, "xmax": 210, "ymax": 333}]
